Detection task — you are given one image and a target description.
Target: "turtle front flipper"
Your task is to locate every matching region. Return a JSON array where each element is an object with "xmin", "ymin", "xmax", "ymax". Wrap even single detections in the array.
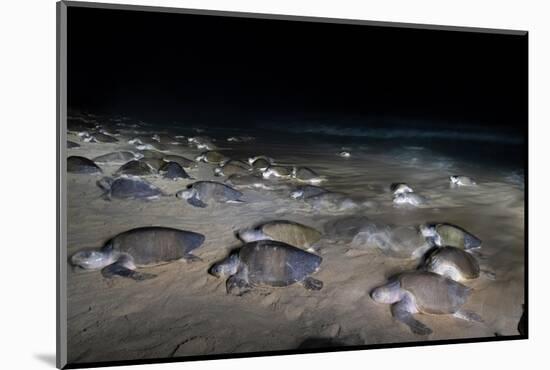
[
  {"xmin": 101, "ymin": 263, "xmax": 156, "ymax": 281},
  {"xmin": 391, "ymin": 298, "xmax": 432, "ymax": 335},
  {"xmin": 187, "ymin": 195, "xmax": 207, "ymax": 208},
  {"xmin": 301, "ymin": 277, "xmax": 323, "ymax": 291},
  {"xmin": 226, "ymin": 275, "xmax": 252, "ymax": 296},
  {"xmin": 453, "ymin": 309, "xmax": 483, "ymax": 323}
]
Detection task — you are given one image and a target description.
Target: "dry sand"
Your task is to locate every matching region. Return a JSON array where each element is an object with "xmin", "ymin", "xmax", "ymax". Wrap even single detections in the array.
[{"xmin": 65, "ymin": 124, "xmax": 524, "ymax": 364}]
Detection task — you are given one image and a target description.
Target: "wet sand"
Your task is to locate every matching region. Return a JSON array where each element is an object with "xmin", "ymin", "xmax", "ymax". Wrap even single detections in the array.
[{"xmin": 66, "ymin": 118, "xmax": 525, "ymax": 364}]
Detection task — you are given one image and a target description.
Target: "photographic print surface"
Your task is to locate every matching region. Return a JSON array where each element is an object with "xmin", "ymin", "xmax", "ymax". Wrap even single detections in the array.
[{"xmin": 62, "ymin": 3, "xmax": 527, "ymax": 367}]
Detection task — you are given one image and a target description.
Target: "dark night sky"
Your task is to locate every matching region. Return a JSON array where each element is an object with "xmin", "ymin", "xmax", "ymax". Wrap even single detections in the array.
[{"xmin": 67, "ymin": 6, "xmax": 527, "ymax": 132}]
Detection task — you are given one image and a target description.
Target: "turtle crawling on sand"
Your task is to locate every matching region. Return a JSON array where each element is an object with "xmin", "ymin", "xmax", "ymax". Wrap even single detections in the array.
[
  {"xmin": 93, "ymin": 151, "xmax": 141, "ymax": 164},
  {"xmin": 371, "ymin": 271, "xmax": 483, "ymax": 335},
  {"xmin": 421, "ymin": 246, "xmax": 481, "ymax": 282},
  {"xmin": 195, "ymin": 151, "xmax": 228, "ymax": 164},
  {"xmin": 159, "ymin": 161, "xmax": 192, "ymax": 180},
  {"xmin": 67, "ymin": 156, "xmax": 102, "ymax": 174},
  {"xmin": 238, "ymin": 220, "xmax": 322, "ymax": 252},
  {"xmin": 209, "ymin": 240, "xmax": 323, "ymax": 295},
  {"xmin": 116, "ymin": 160, "xmax": 156, "ymax": 176},
  {"xmin": 420, "ymin": 223, "xmax": 482, "ymax": 250},
  {"xmin": 292, "ymin": 167, "xmax": 325, "ymax": 184},
  {"xmin": 162, "ymin": 155, "xmax": 196, "ymax": 169},
  {"xmin": 262, "ymin": 165, "xmax": 294, "ymax": 179},
  {"xmin": 390, "ymin": 183, "xmax": 414, "ymax": 196},
  {"xmin": 248, "ymin": 156, "xmax": 273, "ymax": 171},
  {"xmin": 97, "ymin": 177, "xmax": 164, "ymax": 200},
  {"xmin": 393, "ymin": 192, "xmax": 427, "ymax": 207},
  {"xmin": 71, "ymin": 227, "xmax": 205, "ymax": 280},
  {"xmin": 290, "ymin": 185, "xmax": 329, "ymax": 200},
  {"xmin": 176, "ymin": 181, "xmax": 244, "ymax": 208},
  {"xmin": 214, "ymin": 160, "xmax": 251, "ymax": 177}
]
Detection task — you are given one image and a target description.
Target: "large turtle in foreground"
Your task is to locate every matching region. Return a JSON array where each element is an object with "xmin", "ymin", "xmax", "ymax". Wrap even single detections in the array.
[
  {"xmin": 71, "ymin": 227, "xmax": 205, "ymax": 280},
  {"xmin": 371, "ymin": 271, "xmax": 483, "ymax": 335},
  {"xmin": 238, "ymin": 220, "xmax": 322, "ymax": 251},
  {"xmin": 209, "ymin": 240, "xmax": 323, "ymax": 295}
]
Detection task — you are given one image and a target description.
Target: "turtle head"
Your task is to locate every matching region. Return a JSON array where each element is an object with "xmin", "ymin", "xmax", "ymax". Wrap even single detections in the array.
[
  {"xmin": 419, "ymin": 224, "xmax": 442, "ymax": 246},
  {"xmin": 370, "ymin": 280, "xmax": 403, "ymax": 304},
  {"xmin": 237, "ymin": 227, "xmax": 267, "ymax": 243},
  {"xmin": 194, "ymin": 153, "xmax": 206, "ymax": 162},
  {"xmin": 208, "ymin": 254, "xmax": 240, "ymax": 278},
  {"xmin": 449, "ymin": 175, "xmax": 459, "ymax": 184},
  {"xmin": 176, "ymin": 187, "xmax": 196, "ymax": 200},
  {"xmin": 70, "ymin": 249, "xmax": 113, "ymax": 270}
]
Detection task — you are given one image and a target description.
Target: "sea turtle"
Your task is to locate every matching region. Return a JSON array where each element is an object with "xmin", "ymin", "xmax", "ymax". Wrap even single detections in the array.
[
  {"xmin": 304, "ymin": 192, "xmax": 358, "ymax": 212},
  {"xmin": 292, "ymin": 167, "xmax": 324, "ymax": 184},
  {"xmin": 225, "ymin": 174, "xmax": 283, "ymax": 190},
  {"xmin": 159, "ymin": 161, "xmax": 192, "ymax": 180},
  {"xmin": 421, "ymin": 246, "xmax": 480, "ymax": 281},
  {"xmin": 248, "ymin": 156, "xmax": 273, "ymax": 171},
  {"xmin": 92, "ymin": 132, "xmax": 119, "ymax": 143},
  {"xmin": 351, "ymin": 224, "xmax": 430, "ymax": 259},
  {"xmin": 393, "ymin": 192, "xmax": 427, "ymax": 206},
  {"xmin": 262, "ymin": 165, "xmax": 294, "ymax": 179},
  {"xmin": 139, "ymin": 150, "xmax": 165, "ymax": 159},
  {"xmin": 67, "ymin": 140, "xmax": 80, "ymax": 149},
  {"xmin": 188, "ymin": 136, "xmax": 216, "ymax": 150},
  {"xmin": 70, "ymin": 227, "xmax": 205, "ymax": 280},
  {"xmin": 93, "ymin": 151, "xmax": 141, "ymax": 164},
  {"xmin": 195, "ymin": 151, "xmax": 228, "ymax": 164},
  {"xmin": 176, "ymin": 181, "xmax": 244, "ymax": 208},
  {"xmin": 238, "ymin": 220, "xmax": 322, "ymax": 251},
  {"xmin": 450, "ymin": 175, "xmax": 477, "ymax": 186},
  {"xmin": 214, "ymin": 162, "xmax": 251, "ymax": 177},
  {"xmin": 116, "ymin": 160, "xmax": 156, "ymax": 176},
  {"xmin": 290, "ymin": 185, "xmax": 329, "ymax": 200},
  {"xmin": 67, "ymin": 156, "xmax": 102, "ymax": 174},
  {"xmin": 209, "ymin": 240, "xmax": 323, "ymax": 295},
  {"xmin": 420, "ymin": 223, "xmax": 482, "ymax": 250},
  {"xmin": 141, "ymin": 158, "xmax": 166, "ymax": 171},
  {"xmin": 163, "ymin": 155, "xmax": 196, "ymax": 169},
  {"xmin": 338, "ymin": 151, "xmax": 351, "ymax": 158},
  {"xmin": 136, "ymin": 143, "xmax": 168, "ymax": 151},
  {"xmin": 390, "ymin": 183, "xmax": 414, "ymax": 196},
  {"xmin": 97, "ymin": 177, "xmax": 164, "ymax": 200},
  {"xmin": 370, "ymin": 271, "xmax": 483, "ymax": 335},
  {"xmin": 323, "ymin": 216, "xmax": 373, "ymax": 240}
]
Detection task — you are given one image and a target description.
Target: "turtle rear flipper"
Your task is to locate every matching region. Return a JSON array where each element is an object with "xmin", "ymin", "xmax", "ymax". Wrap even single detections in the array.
[
  {"xmin": 101, "ymin": 263, "xmax": 156, "ymax": 281},
  {"xmin": 391, "ymin": 297, "xmax": 432, "ymax": 335},
  {"xmin": 226, "ymin": 275, "xmax": 252, "ymax": 296},
  {"xmin": 187, "ymin": 195, "xmax": 207, "ymax": 208},
  {"xmin": 454, "ymin": 309, "xmax": 483, "ymax": 323},
  {"xmin": 302, "ymin": 277, "xmax": 323, "ymax": 291}
]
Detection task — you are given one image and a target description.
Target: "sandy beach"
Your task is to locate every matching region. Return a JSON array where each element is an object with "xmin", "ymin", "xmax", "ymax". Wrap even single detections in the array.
[{"xmin": 65, "ymin": 117, "xmax": 525, "ymax": 364}]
